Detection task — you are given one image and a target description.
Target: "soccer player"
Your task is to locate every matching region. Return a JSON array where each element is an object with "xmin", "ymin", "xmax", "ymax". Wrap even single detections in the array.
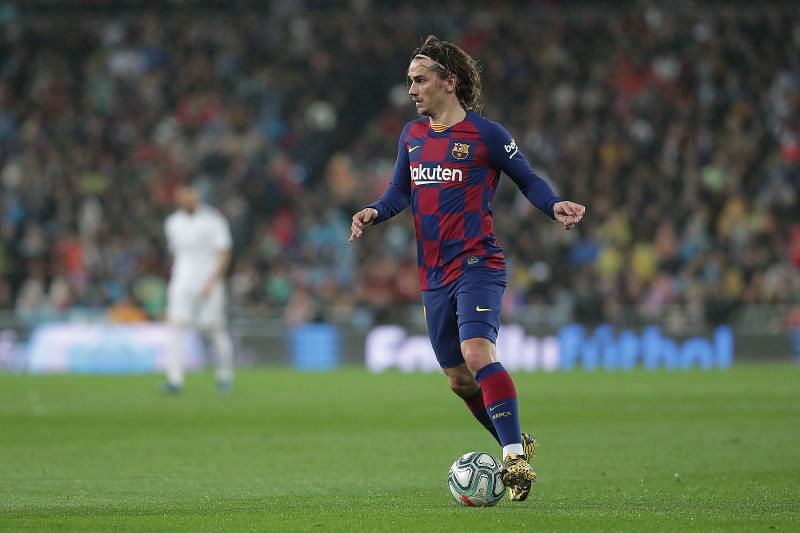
[
  {"xmin": 163, "ymin": 184, "xmax": 235, "ymax": 393},
  {"xmin": 349, "ymin": 36, "xmax": 585, "ymax": 501}
]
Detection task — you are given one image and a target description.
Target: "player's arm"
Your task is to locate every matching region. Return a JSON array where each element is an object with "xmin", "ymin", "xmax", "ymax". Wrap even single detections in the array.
[
  {"xmin": 200, "ymin": 248, "xmax": 231, "ymax": 298},
  {"xmin": 488, "ymin": 123, "xmax": 585, "ymax": 230},
  {"xmin": 200, "ymin": 215, "xmax": 233, "ymax": 297},
  {"xmin": 164, "ymin": 216, "xmax": 176, "ymax": 259},
  {"xmin": 350, "ymin": 125, "xmax": 412, "ymax": 241},
  {"xmin": 200, "ymin": 250, "xmax": 230, "ymax": 297}
]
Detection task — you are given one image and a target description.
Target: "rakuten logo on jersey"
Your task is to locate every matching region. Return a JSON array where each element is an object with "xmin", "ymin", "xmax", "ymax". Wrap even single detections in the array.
[{"xmin": 410, "ymin": 164, "xmax": 463, "ymax": 185}]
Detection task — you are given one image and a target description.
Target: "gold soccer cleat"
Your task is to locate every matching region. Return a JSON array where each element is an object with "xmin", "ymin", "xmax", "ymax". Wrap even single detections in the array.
[
  {"xmin": 521, "ymin": 432, "xmax": 538, "ymax": 462},
  {"xmin": 502, "ymin": 453, "xmax": 537, "ymax": 502}
]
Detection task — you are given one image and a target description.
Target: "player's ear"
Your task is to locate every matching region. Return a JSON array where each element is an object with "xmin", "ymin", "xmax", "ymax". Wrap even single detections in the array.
[{"xmin": 444, "ymin": 73, "xmax": 458, "ymax": 93}]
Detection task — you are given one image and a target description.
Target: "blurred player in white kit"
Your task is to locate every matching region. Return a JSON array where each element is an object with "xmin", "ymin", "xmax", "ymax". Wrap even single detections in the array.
[{"xmin": 163, "ymin": 184, "xmax": 235, "ymax": 393}]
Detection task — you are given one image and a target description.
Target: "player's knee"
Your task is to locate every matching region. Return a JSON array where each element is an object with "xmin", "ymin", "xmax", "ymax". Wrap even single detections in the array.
[{"xmin": 460, "ymin": 338, "xmax": 496, "ymax": 374}]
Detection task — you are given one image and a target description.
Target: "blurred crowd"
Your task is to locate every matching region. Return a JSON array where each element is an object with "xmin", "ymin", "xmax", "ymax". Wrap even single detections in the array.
[{"xmin": 0, "ymin": 1, "xmax": 798, "ymax": 330}]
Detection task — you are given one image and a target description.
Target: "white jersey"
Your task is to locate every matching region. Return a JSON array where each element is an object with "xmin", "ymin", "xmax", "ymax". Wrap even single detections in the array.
[{"xmin": 165, "ymin": 204, "xmax": 232, "ymax": 289}]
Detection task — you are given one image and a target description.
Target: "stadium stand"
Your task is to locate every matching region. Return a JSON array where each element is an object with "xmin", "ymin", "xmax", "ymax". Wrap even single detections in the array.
[{"xmin": 0, "ymin": 2, "xmax": 797, "ymax": 334}]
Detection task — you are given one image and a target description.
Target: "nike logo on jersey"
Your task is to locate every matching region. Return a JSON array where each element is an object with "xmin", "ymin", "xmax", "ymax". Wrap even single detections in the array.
[
  {"xmin": 408, "ymin": 145, "xmax": 420, "ymax": 153},
  {"xmin": 475, "ymin": 306, "xmax": 492, "ymax": 312}
]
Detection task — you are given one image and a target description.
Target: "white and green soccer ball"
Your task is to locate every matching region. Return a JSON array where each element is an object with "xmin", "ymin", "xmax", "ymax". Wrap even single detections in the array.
[{"xmin": 447, "ymin": 451, "xmax": 506, "ymax": 507}]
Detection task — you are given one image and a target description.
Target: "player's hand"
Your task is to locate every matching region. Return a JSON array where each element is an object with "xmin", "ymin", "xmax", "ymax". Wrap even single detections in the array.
[
  {"xmin": 199, "ymin": 279, "xmax": 216, "ymax": 299},
  {"xmin": 553, "ymin": 201, "xmax": 586, "ymax": 230},
  {"xmin": 349, "ymin": 208, "xmax": 378, "ymax": 241}
]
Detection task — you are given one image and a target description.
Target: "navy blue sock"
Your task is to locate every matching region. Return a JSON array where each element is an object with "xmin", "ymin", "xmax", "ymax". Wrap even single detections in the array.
[
  {"xmin": 475, "ymin": 362, "xmax": 521, "ymax": 447},
  {"xmin": 461, "ymin": 387, "xmax": 501, "ymax": 445}
]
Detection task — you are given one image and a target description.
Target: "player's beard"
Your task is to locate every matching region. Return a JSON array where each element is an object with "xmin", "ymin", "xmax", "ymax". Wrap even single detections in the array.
[{"xmin": 416, "ymin": 101, "xmax": 436, "ymax": 118}]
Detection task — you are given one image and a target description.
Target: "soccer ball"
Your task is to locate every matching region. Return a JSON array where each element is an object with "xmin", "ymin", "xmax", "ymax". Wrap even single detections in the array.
[{"xmin": 447, "ymin": 451, "xmax": 506, "ymax": 507}]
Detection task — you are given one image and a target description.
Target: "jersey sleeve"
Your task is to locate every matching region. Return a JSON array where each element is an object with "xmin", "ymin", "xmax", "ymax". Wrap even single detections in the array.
[
  {"xmin": 486, "ymin": 122, "xmax": 561, "ymax": 219},
  {"xmin": 366, "ymin": 123, "xmax": 412, "ymax": 224}
]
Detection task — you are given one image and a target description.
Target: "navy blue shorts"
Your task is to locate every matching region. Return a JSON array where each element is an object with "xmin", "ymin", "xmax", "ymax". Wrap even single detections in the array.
[{"xmin": 422, "ymin": 267, "xmax": 507, "ymax": 369}]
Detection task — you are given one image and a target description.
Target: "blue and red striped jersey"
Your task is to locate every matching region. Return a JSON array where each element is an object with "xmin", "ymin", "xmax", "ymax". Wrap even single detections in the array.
[{"xmin": 368, "ymin": 111, "xmax": 561, "ymax": 291}]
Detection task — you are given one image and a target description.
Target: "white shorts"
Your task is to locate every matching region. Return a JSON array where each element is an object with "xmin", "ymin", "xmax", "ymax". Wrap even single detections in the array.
[{"xmin": 167, "ymin": 282, "xmax": 227, "ymax": 329}]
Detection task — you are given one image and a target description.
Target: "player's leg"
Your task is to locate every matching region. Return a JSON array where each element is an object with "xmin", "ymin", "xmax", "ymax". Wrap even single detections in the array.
[
  {"xmin": 461, "ymin": 338, "xmax": 523, "ymax": 456},
  {"xmin": 456, "ymin": 268, "xmax": 536, "ymax": 501},
  {"xmin": 422, "ymin": 287, "xmax": 500, "ymax": 443},
  {"xmin": 461, "ymin": 339, "xmax": 536, "ymax": 501},
  {"xmin": 198, "ymin": 284, "xmax": 234, "ymax": 392},
  {"xmin": 164, "ymin": 284, "xmax": 192, "ymax": 392},
  {"xmin": 442, "ymin": 364, "xmax": 500, "ymax": 444},
  {"xmin": 165, "ymin": 324, "xmax": 187, "ymax": 392},
  {"xmin": 211, "ymin": 328, "xmax": 234, "ymax": 391}
]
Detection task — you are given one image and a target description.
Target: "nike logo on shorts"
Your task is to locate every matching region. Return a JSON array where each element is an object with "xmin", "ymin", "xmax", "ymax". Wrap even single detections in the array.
[{"xmin": 475, "ymin": 306, "xmax": 492, "ymax": 312}]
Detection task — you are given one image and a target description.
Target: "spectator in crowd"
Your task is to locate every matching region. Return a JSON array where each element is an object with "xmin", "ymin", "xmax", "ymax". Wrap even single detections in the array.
[
  {"xmin": 107, "ymin": 288, "xmax": 148, "ymax": 323},
  {"xmin": 0, "ymin": 2, "xmax": 797, "ymax": 332}
]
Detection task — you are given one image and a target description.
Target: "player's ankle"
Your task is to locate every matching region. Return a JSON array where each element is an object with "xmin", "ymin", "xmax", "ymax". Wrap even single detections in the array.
[{"xmin": 503, "ymin": 443, "xmax": 524, "ymax": 459}]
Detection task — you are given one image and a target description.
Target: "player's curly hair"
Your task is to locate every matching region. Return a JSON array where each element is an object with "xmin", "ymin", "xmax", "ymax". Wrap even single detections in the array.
[{"xmin": 411, "ymin": 35, "xmax": 484, "ymax": 113}]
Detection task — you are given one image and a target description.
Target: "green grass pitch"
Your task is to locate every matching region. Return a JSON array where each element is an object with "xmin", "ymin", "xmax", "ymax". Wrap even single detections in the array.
[{"xmin": 1, "ymin": 365, "xmax": 798, "ymax": 531}]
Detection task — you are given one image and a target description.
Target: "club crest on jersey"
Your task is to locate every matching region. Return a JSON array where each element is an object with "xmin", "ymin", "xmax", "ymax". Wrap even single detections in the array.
[{"xmin": 451, "ymin": 142, "xmax": 471, "ymax": 160}]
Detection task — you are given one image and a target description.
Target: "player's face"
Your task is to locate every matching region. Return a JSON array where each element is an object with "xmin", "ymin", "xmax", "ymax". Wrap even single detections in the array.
[
  {"xmin": 176, "ymin": 186, "xmax": 199, "ymax": 212},
  {"xmin": 407, "ymin": 57, "xmax": 450, "ymax": 117}
]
